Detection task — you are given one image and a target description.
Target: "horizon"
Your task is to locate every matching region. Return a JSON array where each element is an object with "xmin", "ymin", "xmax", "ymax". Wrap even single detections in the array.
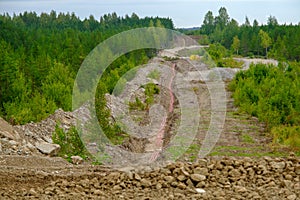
[{"xmin": 0, "ymin": 0, "xmax": 299, "ymax": 28}]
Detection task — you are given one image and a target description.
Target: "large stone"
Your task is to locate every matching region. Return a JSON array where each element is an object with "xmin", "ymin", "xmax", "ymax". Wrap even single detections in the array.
[
  {"xmin": 190, "ymin": 174, "xmax": 206, "ymax": 182},
  {"xmin": 0, "ymin": 117, "xmax": 19, "ymax": 141},
  {"xmin": 35, "ymin": 142, "xmax": 60, "ymax": 156}
]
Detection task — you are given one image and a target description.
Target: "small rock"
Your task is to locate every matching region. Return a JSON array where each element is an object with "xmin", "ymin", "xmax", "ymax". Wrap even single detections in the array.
[
  {"xmin": 164, "ymin": 176, "xmax": 175, "ymax": 183},
  {"xmin": 93, "ymin": 189, "xmax": 104, "ymax": 195},
  {"xmin": 35, "ymin": 142, "xmax": 60, "ymax": 156},
  {"xmin": 29, "ymin": 188, "xmax": 37, "ymax": 196},
  {"xmin": 195, "ymin": 188, "xmax": 206, "ymax": 193},
  {"xmin": 141, "ymin": 179, "xmax": 151, "ymax": 187},
  {"xmin": 186, "ymin": 179, "xmax": 194, "ymax": 188},
  {"xmin": 229, "ymin": 169, "xmax": 241, "ymax": 177},
  {"xmin": 234, "ymin": 186, "xmax": 247, "ymax": 193},
  {"xmin": 156, "ymin": 183, "xmax": 162, "ymax": 190},
  {"xmin": 270, "ymin": 161, "xmax": 286, "ymax": 170},
  {"xmin": 177, "ymin": 175, "xmax": 186, "ymax": 181},
  {"xmin": 181, "ymin": 168, "xmax": 190, "ymax": 176},
  {"xmin": 295, "ymin": 165, "xmax": 300, "ymax": 175},
  {"xmin": 190, "ymin": 174, "xmax": 206, "ymax": 182},
  {"xmin": 193, "ymin": 167, "xmax": 209, "ymax": 175},
  {"xmin": 26, "ymin": 143, "xmax": 36, "ymax": 152},
  {"xmin": 283, "ymin": 180, "xmax": 293, "ymax": 188},
  {"xmin": 113, "ymin": 185, "xmax": 122, "ymax": 190},
  {"xmin": 287, "ymin": 194, "xmax": 297, "ymax": 200},
  {"xmin": 9, "ymin": 139, "xmax": 18, "ymax": 145},
  {"xmin": 134, "ymin": 173, "xmax": 141, "ymax": 181},
  {"xmin": 285, "ymin": 174, "xmax": 293, "ymax": 180},
  {"xmin": 71, "ymin": 155, "xmax": 84, "ymax": 165},
  {"xmin": 177, "ymin": 182, "xmax": 186, "ymax": 189}
]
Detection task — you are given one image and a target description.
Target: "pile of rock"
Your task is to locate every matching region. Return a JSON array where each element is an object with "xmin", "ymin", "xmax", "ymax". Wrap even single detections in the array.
[
  {"xmin": 0, "ymin": 108, "xmax": 79, "ymax": 156},
  {"xmin": 2, "ymin": 155, "xmax": 298, "ymax": 199}
]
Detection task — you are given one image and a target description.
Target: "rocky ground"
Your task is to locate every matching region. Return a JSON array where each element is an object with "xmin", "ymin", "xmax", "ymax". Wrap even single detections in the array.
[
  {"xmin": 0, "ymin": 155, "xmax": 299, "ymax": 199},
  {"xmin": 0, "ymin": 46, "xmax": 299, "ymax": 199}
]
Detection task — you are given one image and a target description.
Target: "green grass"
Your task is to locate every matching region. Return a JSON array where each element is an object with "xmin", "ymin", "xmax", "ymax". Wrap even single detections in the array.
[
  {"xmin": 209, "ymin": 145, "xmax": 288, "ymax": 157},
  {"xmin": 147, "ymin": 69, "xmax": 161, "ymax": 80},
  {"xmin": 184, "ymin": 143, "xmax": 201, "ymax": 162},
  {"xmin": 241, "ymin": 134, "xmax": 255, "ymax": 143}
]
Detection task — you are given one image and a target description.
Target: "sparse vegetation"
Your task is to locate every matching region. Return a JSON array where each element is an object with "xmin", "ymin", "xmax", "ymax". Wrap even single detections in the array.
[
  {"xmin": 52, "ymin": 125, "xmax": 91, "ymax": 162},
  {"xmin": 147, "ymin": 69, "xmax": 161, "ymax": 80},
  {"xmin": 241, "ymin": 134, "xmax": 255, "ymax": 144},
  {"xmin": 128, "ymin": 83, "xmax": 160, "ymax": 111}
]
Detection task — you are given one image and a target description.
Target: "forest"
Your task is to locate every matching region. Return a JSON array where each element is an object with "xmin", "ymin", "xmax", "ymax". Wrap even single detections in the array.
[
  {"xmin": 181, "ymin": 7, "xmax": 300, "ymax": 61},
  {"xmin": 0, "ymin": 8, "xmax": 299, "ymax": 152},
  {"xmin": 0, "ymin": 11, "xmax": 173, "ymax": 125}
]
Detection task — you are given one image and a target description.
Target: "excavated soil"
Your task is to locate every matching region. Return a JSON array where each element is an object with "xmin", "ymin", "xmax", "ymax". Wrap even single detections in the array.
[{"xmin": 0, "ymin": 47, "xmax": 298, "ymax": 199}]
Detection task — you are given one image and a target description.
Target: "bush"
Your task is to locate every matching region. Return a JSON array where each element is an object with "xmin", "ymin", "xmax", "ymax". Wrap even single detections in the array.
[
  {"xmin": 230, "ymin": 62, "xmax": 300, "ymax": 152},
  {"xmin": 217, "ymin": 58, "xmax": 244, "ymax": 68},
  {"xmin": 272, "ymin": 126, "xmax": 300, "ymax": 151},
  {"xmin": 52, "ymin": 125, "xmax": 91, "ymax": 162}
]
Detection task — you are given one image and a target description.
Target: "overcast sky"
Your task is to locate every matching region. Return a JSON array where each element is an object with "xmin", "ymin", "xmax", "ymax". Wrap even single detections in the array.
[{"xmin": 0, "ymin": 0, "xmax": 299, "ymax": 28}]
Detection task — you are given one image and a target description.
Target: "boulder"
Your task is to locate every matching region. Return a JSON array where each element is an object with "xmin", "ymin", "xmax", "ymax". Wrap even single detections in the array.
[
  {"xmin": 0, "ymin": 117, "xmax": 19, "ymax": 141},
  {"xmin": 35, "ymin": 142, "xmax": 60, "ymax": 156}
]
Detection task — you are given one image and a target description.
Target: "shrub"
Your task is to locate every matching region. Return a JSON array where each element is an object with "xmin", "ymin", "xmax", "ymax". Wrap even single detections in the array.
[
  {"xmin": 272, "ymin": 125, "xmax": 300, "ymax": 151},
  {"xmin": 52, "ymin": 125, "xmax": 91, "ymax": 162}
]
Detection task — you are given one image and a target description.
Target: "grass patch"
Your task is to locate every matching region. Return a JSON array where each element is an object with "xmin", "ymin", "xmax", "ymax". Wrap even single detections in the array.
[
  {"xmin": 241, "ymin": 134, "xmax": 255, "ymax": 143},
  {"xmin": 185, "ymin": 143, "xmax": 201, "ymax": 162},
  {"xmin": 147, "ymin": 69, "xmax": 161, "ymax": 80},
  {"xmin": 209, "ymin": 145, "xmax": 288, "ymax": 157}
]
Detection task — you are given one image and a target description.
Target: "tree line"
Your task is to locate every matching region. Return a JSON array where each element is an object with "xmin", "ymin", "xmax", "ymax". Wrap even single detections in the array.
[
  {"xmin": 0, "ymin": 11, "xmax": 174, "ymax": 124},
  {"xmin": 182, "ymin": 7, "xmax": 300, "ymax": 61}
]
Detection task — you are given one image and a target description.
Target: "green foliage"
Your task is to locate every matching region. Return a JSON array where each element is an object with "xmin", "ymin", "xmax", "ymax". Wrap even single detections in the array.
[
  {"xmin": 241, "ymin": 134, "xmax": 255, "ymax": 144},
  {"xmin": 217, "ymin": 57, "xmax": 244, "ymax": 68},
  {"xmin": 113, "ymin": 77, "xmax": 127, "ymax": 96},
  {"xmin": 129, "ymin": 97, "xmax": 146, "ymax": 111},
  {"xmin": 271, "ymin": 126, "xmax": 300, "ymax": 151},
  {"xmin": 259, "ymin": 30, "xmax": 272, "ymax": 57},
  {"xmin": 231, "ymin": 35, "xmax": 240, "ymax": 55},
  {"xmin": 0, "ymin": 12, "xmax": 174, "ymax": 125},
  {"xmin": 52, "ymin": 125, "xmax": 91, "ymax": 162},
  {"xmin": 128, "ymin": 83, "xmax": 160, "ymax": 111},
  {"xmin": 147, "ymin": 69, "xmax": 161, "ymax": 80},
  {"xmin": 95, "ymin": 50, "xmax": 155, "ymax": 144},
  {"xmin": 163, "ymin": 56, "xmax": 179, "ymax": 61},
  {"xmin": 95, "ymin": 81, "xmax": 128, "ymax": 145},
  {"xmin": 184, "ymin": 7, "xmax": 300, "ymax": 61},
  {"xmin": 207, "ymin": 43, "xmax": 228, "ymax": 61},
  {"xmin": 230, "ymin": 62, "xmax": 300, "ymax": 151},
  {"xmin": 206, "ymin": 43, "xmax": 243, "ymax": 68},
  {"xmin": 144, "ymin": 83, "xmax": 160, "ymax": 106}
]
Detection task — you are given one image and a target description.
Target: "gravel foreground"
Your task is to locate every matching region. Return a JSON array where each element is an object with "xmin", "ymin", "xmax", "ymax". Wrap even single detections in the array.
[{"xmin": 0, "ymin": 155, "xmax": 299, "ymax": 200}]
